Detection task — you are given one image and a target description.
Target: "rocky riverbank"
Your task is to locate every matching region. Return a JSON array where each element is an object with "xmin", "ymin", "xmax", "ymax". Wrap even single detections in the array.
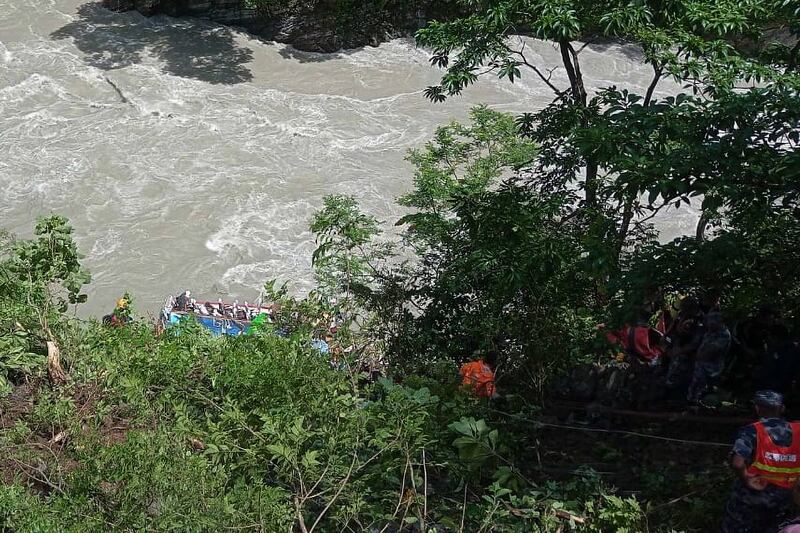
[{"xmin": 104, "ymin": 0, "xmax": 460, "ymax": 52}]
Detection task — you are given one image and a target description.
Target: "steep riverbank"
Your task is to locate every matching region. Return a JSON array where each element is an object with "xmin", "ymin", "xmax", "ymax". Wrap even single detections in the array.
[{"xmin": 105, "ymin": 0, "xmax": 461, "ymax": 52}]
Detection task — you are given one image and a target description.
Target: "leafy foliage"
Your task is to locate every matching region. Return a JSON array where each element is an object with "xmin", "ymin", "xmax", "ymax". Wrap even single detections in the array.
[
  {"xmin": 0, "ymin": 218, "xmax": 647, "ymax": 532},
  {"xmin": 310, "ymin": 108, "xmax": 602, "ymax": 393},
  {"xmin": 4, "ymin": 0, "xmax": 799, "ymax": 526},
  {"xmin": 311, "ymin": 194, "xmax": 382, "ymax": 301},
  {"xmin": 0, "ymin": 216, "xmax": 91, "ymax": 395},
  {"xmin": 415, "ymin": 0, "xmax": 800, "ymax": 295}
]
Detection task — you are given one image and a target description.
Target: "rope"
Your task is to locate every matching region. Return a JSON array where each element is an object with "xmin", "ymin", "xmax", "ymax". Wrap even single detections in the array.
[{"xmin": 489, "ymin": 409, "xmax": 732, "ymax": 448}]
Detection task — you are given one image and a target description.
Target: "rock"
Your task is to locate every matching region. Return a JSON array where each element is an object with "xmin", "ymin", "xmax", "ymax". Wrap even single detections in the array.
[
  {"xmin": 133, "ymin": 0, "xmax": 161, "ymax": 16},
  {"xmin": 104, "ymin": 0, "xmax": 137, "ymax": 10},
  {"xmin": 106, "ymin": 0, "xmax": 464, "ymax": 53}
]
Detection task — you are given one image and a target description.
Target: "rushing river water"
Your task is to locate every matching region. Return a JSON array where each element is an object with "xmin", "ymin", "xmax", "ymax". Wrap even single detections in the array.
[{"xmin": 1, "ymin": 0, "xmax": 697, "ymax": 316}]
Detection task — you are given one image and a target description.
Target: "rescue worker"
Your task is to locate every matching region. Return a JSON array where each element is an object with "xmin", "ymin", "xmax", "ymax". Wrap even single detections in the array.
[
  {"xmin": 665, "ymin": 297, "xmax": 704, "ymax": 391},
  {"xmin": 103, "ymin": 294, "xmax": 132, "ymax": 327},
  {"xmin": 699, "ymin": 288, "xmax": 722, "ymax": 316},
  {"xmin": 621, "ymin": 308, "xmax": 665, "ymax": 365},
  {"xmin": 722, "ymin": 390, "xmax": 800, "ymax": 533},
  {"xmin": 460, "ymin": 350, "xmax": 499, "ymax": 399},
  {"xmin": 687, "ymin": 311, "xmax": 731, "ymax": 404}
]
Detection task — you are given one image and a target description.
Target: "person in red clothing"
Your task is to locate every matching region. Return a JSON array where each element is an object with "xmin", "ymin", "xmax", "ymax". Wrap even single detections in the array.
[
  {"xmin": 606, "ymin": 309, "xmax": 665, "ymax": 365},
  {"xmin": 460, "ymin": 350, "xmax": 499, "ymax": 399}
]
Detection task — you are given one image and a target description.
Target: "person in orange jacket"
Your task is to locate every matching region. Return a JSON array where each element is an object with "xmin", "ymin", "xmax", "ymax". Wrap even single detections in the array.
[
  {"xmin": 723, "ymin": 390, "xmax": 799, "ymax": 532},
  {"xmin": 460, "ymin": 350, "xmax": 499, "ymax": 399}
]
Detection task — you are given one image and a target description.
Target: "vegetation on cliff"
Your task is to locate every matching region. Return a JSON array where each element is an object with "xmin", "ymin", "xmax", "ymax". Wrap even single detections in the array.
[
  {"xmin": 1, "ymin": 214, "xmax": 650, "ymax": 532},
  {"xmin": 1, "ymin": 101, "xmax": 798, "ymax": 532},
  {"xmin": 107, "ymin": 0, "xmax": 462, "ymax": 52}
]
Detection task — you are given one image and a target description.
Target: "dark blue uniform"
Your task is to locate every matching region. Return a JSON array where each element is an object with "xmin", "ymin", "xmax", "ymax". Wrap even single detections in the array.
[{"xmin": 722, "ymin": 418, "xmax": 795, "ymax": 533}]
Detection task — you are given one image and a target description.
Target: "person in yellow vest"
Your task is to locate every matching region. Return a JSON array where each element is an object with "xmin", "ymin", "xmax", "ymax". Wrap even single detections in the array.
[
  {"xmin": 102, "ymin": 294, "xmax": 132, "ymax": 327},
  {"xmin": 460, "ymin": 350, "xmax": 499, "ymax": 399},
  {"xmin": 723, "ymin": 390, "xmax": 800, "ymax": 532}
]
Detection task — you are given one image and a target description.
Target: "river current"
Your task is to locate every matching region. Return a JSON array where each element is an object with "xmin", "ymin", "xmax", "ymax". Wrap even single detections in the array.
[{"xmin": 1, "ymin": 0, "xmax": 696, "ymax": 316}]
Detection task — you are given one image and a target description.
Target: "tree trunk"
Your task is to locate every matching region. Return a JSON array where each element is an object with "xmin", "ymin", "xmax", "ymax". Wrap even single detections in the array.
[
  {"xmin": 695, "ymin": 211, "xmax": 709, "ymax": 241},
  {"xmin": 559, "ymin": 41, "xmax": 595, "ymax": 207},
  {"xmin": 46, "ymin": 341, "xmax": 67, "ymax": 385},
  {"xmin": 559, "ymin": 41, "xmax": 587, "ymax": 105},
  {"xmin": 615, "ymin": 194, "xmax": 636, "ymax": 262},
  {"xmin": 643, "ymin": 64, "xmax": 663, "ymax": 107},
  {"xmin": 613, "ymin": 70, "xmax": 661, "ymax": 261},
  {"xmin": 585, "ymin": 159, "xmax": 598, "ymax": 208}
]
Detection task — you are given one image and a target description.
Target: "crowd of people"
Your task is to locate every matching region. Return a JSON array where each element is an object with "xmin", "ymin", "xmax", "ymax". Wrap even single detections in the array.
[
  {"xmin": 604, "ymin": 292, "xmax": 800, "ymax": 532},
  {"xmin": 604, "ymin": 292, "xmax": 800, "ymax": 407},
  {"xmin": 454, "ymin": 291, "xmax": 800, "ymax": 532}
]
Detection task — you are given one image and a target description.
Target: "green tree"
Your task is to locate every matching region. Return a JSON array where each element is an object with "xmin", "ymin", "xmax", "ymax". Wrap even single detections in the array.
[
  {"xmin": 0, "ymin": 216, "xmax": 91, "ymax": 391},
  {"xmin": 416, "ymin": 0, "xmax": 800, "ymax": 266},
  {"xmin": 311, "ymin": 109, "xmax": 600, "ymax": 393},
  {"xmin": 310, "ymin": 194, "xmax": 382, "ymax": 304}
]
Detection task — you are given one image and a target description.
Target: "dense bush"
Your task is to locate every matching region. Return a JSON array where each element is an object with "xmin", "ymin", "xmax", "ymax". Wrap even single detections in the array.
[
  {"xmin": 0, "ymin": 217, "xmax": 647, "ymax": 532},
  {"xmin": 415, "ymin": 0, "xmax": 800, "ymax": 326}
]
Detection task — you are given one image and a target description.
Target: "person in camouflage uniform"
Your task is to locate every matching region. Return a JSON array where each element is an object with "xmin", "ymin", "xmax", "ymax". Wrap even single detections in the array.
[
  {"xmin": 778, "ymin": 481, "xmax": 800, "ymax": 533},
  {"xmin": 687, "ymin": 311, "xmax": 731, "ymax": 404},
  {"xmin": 722, "ymin": 391, "xmax": 797, "ymax": 533}
]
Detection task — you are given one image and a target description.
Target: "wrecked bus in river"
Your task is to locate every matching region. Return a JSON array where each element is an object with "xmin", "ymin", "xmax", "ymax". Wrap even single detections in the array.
[{"xmin": 159, "ymin": 293, "xmax": 275, "ymax": 337}]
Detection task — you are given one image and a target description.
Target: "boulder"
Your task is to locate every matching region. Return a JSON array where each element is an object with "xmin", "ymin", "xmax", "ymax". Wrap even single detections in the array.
[
  {"xmin": 104, "ymin": 0, "xmax": 137, "ymax": 10},
  {"xmin": 133, "ymin": 0, "xmax": 162, "ymax": 16},
  {"xmin": 105, "ymin": 0, "xmax": 463, "ymax": 53}
]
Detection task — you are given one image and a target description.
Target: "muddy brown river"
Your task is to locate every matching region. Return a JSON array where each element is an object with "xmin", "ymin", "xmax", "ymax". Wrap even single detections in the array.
[{"xmin": 0, "ymin": 0, "xmax": 697, "ymax": 316}]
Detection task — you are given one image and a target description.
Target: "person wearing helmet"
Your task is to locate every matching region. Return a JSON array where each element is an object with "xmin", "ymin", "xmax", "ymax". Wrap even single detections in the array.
[
  {"xmin": 103, "ymin": 293, "xmax": 132, "ymax": 327},
  {"xmin": 722, "ymin": 391, "xmax": 799, "ymax": 533}
]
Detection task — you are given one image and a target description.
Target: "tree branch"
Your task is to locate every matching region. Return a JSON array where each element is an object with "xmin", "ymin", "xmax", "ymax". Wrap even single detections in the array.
[
  {"xmin": 644, "ymin": 63, "xmax": 663, "ymax": 107},
  {"xmin": 379, "ymin": 459, "xmax": 410, "ymax": 533},
  {"xmin": 560, "ymin": 41, "xmax": 587, "ymax": 105},
  {"xmin": 295, "ymin": 497, "xmax": 310, "ymax": 533},
  {"xmin": 308, "ymin": 453, "xmax": 358, "ymax": 532},
  {"xmin": 615, "ymin": 193, "xmax": 637, "ymax": 263},
  {"xmin": 422, "ymin": 448, "xmax": 428, "ymax": 527},
  {"xmin": 696, "ymin": 211, "xmax": 710, "ymax": 241},
  {"xmin": 502, "ymin": 41, "xmax": 565, "ymax": 97},
  {"xmin": 459, "ymin": 483, "xmax": 468, "ymax": 533}
]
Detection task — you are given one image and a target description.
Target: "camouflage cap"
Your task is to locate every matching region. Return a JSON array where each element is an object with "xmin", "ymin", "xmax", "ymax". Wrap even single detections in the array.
[{"xmin": 754, "ymin": 390, "xmax": 784, "ymax": 407}]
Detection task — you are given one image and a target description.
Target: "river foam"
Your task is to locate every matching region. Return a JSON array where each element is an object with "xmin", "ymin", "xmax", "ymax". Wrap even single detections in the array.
[{"xmin": 0, "ymin": 0, "xmax": 696, "ymax": 316}]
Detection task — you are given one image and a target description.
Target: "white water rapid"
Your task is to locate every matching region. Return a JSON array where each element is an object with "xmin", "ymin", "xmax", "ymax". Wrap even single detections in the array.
[{"xmin": 1, "ymin": 0, "xmax": 697, "ymax": 316}]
